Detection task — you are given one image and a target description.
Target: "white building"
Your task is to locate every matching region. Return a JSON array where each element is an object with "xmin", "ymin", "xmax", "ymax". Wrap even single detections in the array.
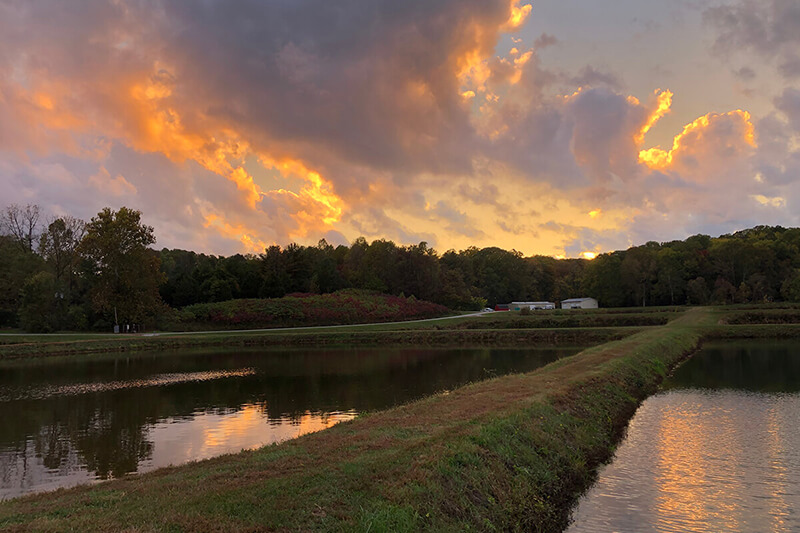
[
  {"xmin": 509, "ymin": 301, "xmax": 556, "ymax": 311},
  {"xmin": 560, "ymin": 297, "xmax": 598, "ymax": 309}
]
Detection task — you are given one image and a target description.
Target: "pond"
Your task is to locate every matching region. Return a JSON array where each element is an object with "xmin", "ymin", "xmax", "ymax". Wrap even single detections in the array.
[
  {"xmin": 0, "ymin": 344, "xmax": 581, "ymax": 499},
  {"xmin": 567, "ymin": 339, "xmax": 800, "ymax": 532}
]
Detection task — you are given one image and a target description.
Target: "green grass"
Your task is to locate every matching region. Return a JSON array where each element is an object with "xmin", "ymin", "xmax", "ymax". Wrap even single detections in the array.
[
  {"xmin": 0, "ymin": 327, "xmax": 636, "ymax": 360},
  {"xmin": 0, "ymin": 306, "xmax": 687, "ymax": 360},
  {"xmin": 0, "ymin": 309, "xmax": 644, "ymax": 360},
  {"xmin": 444, "ymin": 310, "xmax": 684, "ymax": 329}
]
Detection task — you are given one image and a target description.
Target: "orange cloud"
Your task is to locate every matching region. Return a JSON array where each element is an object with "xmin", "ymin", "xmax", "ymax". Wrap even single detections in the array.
[
  {"xmin": 259, "ymin": 156, "xmax": 345, "ymax": 237},
  {"xmin": 88, "ymin": 167, "xmax": 138, "ymax": 197},
  {"xmin": 0, "ymin": 80, "xmax": 88, "ymax": 157},
  {"xmin": 504, "ymin": 0, "xmax": 533, "ymax": 30},
  {"xmin": 639, "ymin": 109, "xmax": 756, "ymax": 171},
  {"xmin": 203, "ymin": 213, "xmax": 269, "ymax": 253},
  {"xmin": 458, "ymin": 0, "xmax": 532, "ymax": 95},
  {"xmin": 635, "ymin": 89, "xmax": 673, "ymax": 144},
  {"xmin": 128, "ymin": 73, "xmax": 268, "ymax": 209}
]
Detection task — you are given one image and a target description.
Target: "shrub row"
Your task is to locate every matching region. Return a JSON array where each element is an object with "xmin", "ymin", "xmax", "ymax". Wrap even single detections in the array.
[{"xmin": 168, "ymin": 289, "xmax": 450, "ymax": 330}]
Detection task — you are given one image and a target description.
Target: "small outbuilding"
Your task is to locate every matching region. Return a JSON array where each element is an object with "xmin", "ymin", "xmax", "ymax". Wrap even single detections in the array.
[
  {"xmin": 560, "ymin": 297, "xmax": 598, "ymax": 309},
  {"xmin": 509, "ymin": 301, "xmax": 556, "ymax": 311},
  {"xmin": 494, "ymin": 303, "xmax": 510, "ymax": 311}
]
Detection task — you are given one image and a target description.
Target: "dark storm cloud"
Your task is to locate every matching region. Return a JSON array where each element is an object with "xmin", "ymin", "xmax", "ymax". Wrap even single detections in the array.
[
  {"xmin": 775, "ymin": 88, "xmax": 800, "ymax": 132},
  {"xmin": 704, "ymin": 0, "xmax": 800, "ymax": 78},
  {"xmin": 155, "ymin": 0, "xmax": 515, "ymax": 180},
  {"xmin": 568, "ymin": 66, "xmax": 623, "ymax": 91}
]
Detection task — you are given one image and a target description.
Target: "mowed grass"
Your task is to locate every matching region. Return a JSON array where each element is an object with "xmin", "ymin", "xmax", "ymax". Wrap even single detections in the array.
[
  {"xmin": 0, "ymin": 307, "xmax": 686, "ymax": 360},
  {"xmin": 0, "ymin": 309, "xmax": 712, "ymax": 532},
  {"xmin": 0, "ymin": 312, "xmax": 649, "ymax": 360},
  {"xmin": 442, "ymin": 309, "xmax": 684, "ymax": 329}
]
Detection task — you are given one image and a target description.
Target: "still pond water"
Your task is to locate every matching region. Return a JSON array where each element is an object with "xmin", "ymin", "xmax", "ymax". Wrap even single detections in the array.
[
  {"xmin": 568, "ymin": 339, "xmax": 800, "ymax": 533},
  {"xmin": 0, "ymin": 345, "xmax": 580, "ymax": 499}
]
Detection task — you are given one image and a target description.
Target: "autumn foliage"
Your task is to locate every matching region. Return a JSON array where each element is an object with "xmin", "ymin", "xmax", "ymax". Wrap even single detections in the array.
[{"xmin": 169, "ymin": 289, "xmax": 450, "ymax": 330}]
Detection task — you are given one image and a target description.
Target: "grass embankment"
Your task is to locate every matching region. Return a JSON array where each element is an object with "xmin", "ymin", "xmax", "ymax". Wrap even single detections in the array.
[
  {"xmin": 443, "ymin": 310, "xmax": 682, "ymax": 329},
  {"xmin": 0, "ymin": 309, "xmax": 709, "ymax": 532},
  {"xmin": 0, "ymin": 307, "xmax": 678, "ymax": 360},
  {"xmin": 0, "ymin": 327, "xmax": 633, "ymax": 360},
  {"xmin": 722, "ymin": 308, "xmax": 800, "ymax": 324},
  {"xmin": 692, "ymin": 306, "xmax": 800, "ymax": 339}
]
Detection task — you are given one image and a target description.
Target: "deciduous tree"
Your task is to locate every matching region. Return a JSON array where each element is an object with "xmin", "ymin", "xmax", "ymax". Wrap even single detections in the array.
[
  {"xmin": 1, "ymin": 204, "xmax": 41, "ymax": 252},
  {"xmin": 80, "ymin": 207, "xmax": 164, "ymax": 326},
  {"xmin": 39, "ymin": 215, "xmax": 86, "ymax": 297}
]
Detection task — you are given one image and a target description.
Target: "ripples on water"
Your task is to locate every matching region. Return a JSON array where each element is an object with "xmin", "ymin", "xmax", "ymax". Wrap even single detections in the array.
[
  {"xmin": 0, "ymin": 368, "xmax": 257, "ymax": 402},
  {"xmin": 568, "ymin": 340, "xmax": 800, "ymax": 533}
]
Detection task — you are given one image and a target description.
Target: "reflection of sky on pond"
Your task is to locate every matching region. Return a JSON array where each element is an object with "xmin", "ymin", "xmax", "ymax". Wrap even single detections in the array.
[
  {"xmin": 1, "ymin": 345, "xmax": 575, "ymax": 499},
  {"xmin": 1, "ymin": 407, "xmax": 355, "ymax": 501},
  {"xmin": 568, "ymin": 340, "xmax": 800, "ymax": 533},
  {"xmin": 143, "ymin": 406, "xmax": 356, "ymax": 469}
]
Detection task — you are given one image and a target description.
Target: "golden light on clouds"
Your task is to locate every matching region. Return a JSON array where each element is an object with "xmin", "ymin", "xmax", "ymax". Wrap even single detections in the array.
[
  {"xmin": 229, "ymin": 167, "xmax": 263, "ymax": 208},
  {"xmin": 639, "ymin": 109, "xmax": 756, "ymax": 171},
  {"xmin": 752, "ymin": 194, "xmax": 786, "ymax": 208},
  {"xmin": 32, "ymin": 92, "xmax": 55, "ymax": 111},
  {"xmin": 303, "ymin": 172, "xmax": 344, "ymax": 226},
  {"xmin": 126, "ymin": 63, "xmax": 350, "ymax": 248},
  {"xmin": 504, "ymin": 0, "xmax": 533, "ymax": 30},
  {"xmin": 457, "ymin": 49, "xmax": 493, "ymax": 93},
  {"xmin": 8, "ymin": 82, "xmax": 87, "ymax": 147},
  {"xmin": 260, "ymin": 156, "xmax": 345, "ymax": 231},
  {"xmin": 2, "ymin": 0, "xmax": 791, "ymax": 259},
  {"xmin": 580, "ymin": 251, "xmax": 597, "ymax": 260},
  {"xmin": 635, "ymin": 89, "xmax": 673, "ymax": 144},
  {"xmin": 203, "ymin": 213, "xmax": 269, "ymax": 253}
]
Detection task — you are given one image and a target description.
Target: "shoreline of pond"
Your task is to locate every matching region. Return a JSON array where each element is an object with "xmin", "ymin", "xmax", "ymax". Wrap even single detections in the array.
[
  {"xmin": 568, "ymin": 338, "xmax": 800, "ymax": 531},
  {"xmin": 0, "ymin": 327, "xmax": 637, "ymax": 360}
]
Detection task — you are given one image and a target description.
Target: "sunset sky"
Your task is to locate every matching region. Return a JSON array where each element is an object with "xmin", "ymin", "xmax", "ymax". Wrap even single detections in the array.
[{"xmin": 1, "ymin": 0, "xmax": 799, "ymax": 258}]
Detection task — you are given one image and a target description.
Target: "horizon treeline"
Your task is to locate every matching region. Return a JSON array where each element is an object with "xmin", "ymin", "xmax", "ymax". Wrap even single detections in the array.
[
  {"xmin": 4, "ymin": 203, "xmax": 800, "ymax": 332},
  {"xmin": 159, "ymin": 225, "xmax": 800, "ymax": 310}
]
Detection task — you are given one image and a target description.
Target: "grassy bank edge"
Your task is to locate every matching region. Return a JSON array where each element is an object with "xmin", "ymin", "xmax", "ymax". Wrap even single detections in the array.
[
  {"xmin": 0, "ymin": 310, "xmax": 717, "ymax": 532},
  {"xmin": 0, "ymin": 327, "xmax": 639, "ymax": 360}
]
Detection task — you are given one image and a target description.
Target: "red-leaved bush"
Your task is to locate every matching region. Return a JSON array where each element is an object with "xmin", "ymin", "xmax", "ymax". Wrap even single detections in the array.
[{"xmin": 171, "ymin": 289, "xmax": 450, "ymax": 330}]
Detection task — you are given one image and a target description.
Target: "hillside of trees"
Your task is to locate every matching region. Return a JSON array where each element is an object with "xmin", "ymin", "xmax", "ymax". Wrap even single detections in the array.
[
  {"xmin": 157, "ymin": 226, "xmax": 800, "ymax": 310},
  {"xmin": 3, "ymin": 203, "xmax": 800, "ymax": 332}
]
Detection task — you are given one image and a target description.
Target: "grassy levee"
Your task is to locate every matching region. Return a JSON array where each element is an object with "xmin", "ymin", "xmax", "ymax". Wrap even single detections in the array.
[
  {"xmin": 0, "ymin": 327, "xmax": 637, "ymax": 360},
  {"xmin": 0, "ymin": 307, "xmax": 686, "ymax": 360},
  {"xmin": 0, "ymin": 310, "xmax": 709, "ymax": 532}
]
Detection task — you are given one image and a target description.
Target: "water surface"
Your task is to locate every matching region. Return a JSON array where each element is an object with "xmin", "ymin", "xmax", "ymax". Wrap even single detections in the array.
[
  {"xmin": 568, "ymin": 339, "xmax": 800, "ymax": 532},
  {"xmin": 0, "ymin": 345, "xmax": 578, "ymax": 499}
]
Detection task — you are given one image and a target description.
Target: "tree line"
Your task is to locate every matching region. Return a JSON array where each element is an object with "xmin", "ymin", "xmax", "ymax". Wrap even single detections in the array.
[
  {"xmin": 0, "ymin": 205, "xmax": 162, "ymax": 332},
  {"xmin": 159, "ymin": 226, "xmax": 800, "ymax": 311},
  {"xmin": 3, "ymin": 204, "xmax": 800, "ymax": 332}
]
